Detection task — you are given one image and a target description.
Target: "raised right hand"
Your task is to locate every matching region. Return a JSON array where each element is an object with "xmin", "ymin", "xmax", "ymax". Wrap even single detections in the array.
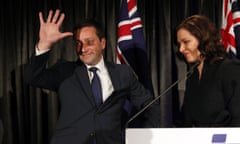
[{"xmin": 38, "ymin": 9, "xmax": 73, "ymax": 51}]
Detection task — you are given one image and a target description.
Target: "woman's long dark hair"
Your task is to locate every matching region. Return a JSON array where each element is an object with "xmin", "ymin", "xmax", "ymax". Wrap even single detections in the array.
[{"xmin": 176, "ymin": 15, "xmax": 227, "ymax": 63}]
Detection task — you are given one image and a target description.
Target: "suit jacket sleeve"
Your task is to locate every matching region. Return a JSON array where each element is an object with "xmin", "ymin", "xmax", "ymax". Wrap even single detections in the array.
[
  {"xmin": 125, "ymin": 65, "xmax": 160, "ymax": 128},
  {"xmin": 24, "ymin": 51, "xmax": 77, "ymax": 91},
  {"xmin": 220, "ymin": 59, "xmax": 240, "ymax": 126}
]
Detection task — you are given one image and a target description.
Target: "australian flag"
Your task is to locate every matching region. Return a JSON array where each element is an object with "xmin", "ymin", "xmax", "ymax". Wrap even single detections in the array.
[
  {"xmin": 117, "ymin": 0, "xmax": 154, "ymax": 127},
  {"xmin": 117, "ymin": 0, "xmax": 153, "ymax": 93},
  {"xmin": 221, "ymin": 0, "xmax": 240, "ymax": 59}
]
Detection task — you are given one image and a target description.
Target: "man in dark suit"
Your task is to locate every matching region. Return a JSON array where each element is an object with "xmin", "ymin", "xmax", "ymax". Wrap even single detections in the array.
[{"xmin": 25, "ymin": 9, "xmax": 160, "ymax": 144}]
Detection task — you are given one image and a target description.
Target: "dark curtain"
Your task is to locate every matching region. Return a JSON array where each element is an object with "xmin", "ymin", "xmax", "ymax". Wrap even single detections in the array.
[{"xmin": 0, "ymin": 0, "xmax": 222, "ymax": 144}]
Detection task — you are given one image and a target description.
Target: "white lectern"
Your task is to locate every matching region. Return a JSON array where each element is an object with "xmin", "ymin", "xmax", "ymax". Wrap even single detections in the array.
[{"xmin": 126, "ymin": 128, "xmax": 240, "ymax": 144}]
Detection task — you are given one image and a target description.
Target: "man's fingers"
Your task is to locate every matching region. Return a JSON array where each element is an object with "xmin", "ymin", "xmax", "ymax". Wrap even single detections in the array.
[
  {"xmin": 40, "ymin": 9, "xmax": 65, "ymax": 25},
  {"xmin": 51, "ymin": 9, "xmax": 60, "ymax": 23},
  {"xmin": 61, "ymin": 32, "xmax": 74, "ymax": 39},
  {"xmin": 39, "ymin": 12, "xmax": 44, "ymax": 25},
  {"xmin": 56, "ymin": 13, "xmax": 65, "ymax": 26},
  {"xmin": 46, "ymin": 10, "xmax": 53, "ymax": 23}
]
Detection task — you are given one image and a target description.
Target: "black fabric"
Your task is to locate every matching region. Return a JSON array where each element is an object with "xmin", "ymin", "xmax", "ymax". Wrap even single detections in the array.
[
  {"xmin": 24, "ymin": 51, "xmax": 160, "ymax": 144},
  {"xmin": 0, "ymin": 0, "xmax": 223, "ymax": 144},
  {"xmin": 179, "ymin": 59, "xmax": 240, "ymax": 127}
]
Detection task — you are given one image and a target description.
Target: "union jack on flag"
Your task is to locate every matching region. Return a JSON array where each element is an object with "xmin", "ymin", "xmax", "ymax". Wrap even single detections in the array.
[
  {"xmin": 117, "ymin": 0, "xmax": 145, "ymax": 64},
  {"xmin": 221, "ymin": 0, "xmax": 240, "ymax": 58},
  {"xmin": 117, "ymin": 0, "xmax": 153, "ymax": 93},
  {"xmin": 117, "ymin": 0, "xmax": 154, "ymax": 127}
]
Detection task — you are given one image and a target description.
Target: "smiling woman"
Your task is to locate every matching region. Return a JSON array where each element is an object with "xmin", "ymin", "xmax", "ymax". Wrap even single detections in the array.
[
  {"xmin": 177, "ymin": 28, "xmax": 201, "ymax": 63},
  {"xmin": 175, "ymin": 15, "xmax": 240, "ymax": 127}
]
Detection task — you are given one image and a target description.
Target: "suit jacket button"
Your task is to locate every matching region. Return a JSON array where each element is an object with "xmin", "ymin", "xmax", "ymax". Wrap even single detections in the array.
[{"xmin": 90, "ymin": 132, "xmax": 95, "ymax": 136}]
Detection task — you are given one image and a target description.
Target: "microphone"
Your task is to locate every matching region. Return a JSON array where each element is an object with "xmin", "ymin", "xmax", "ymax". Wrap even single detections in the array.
[{"xmin": 125, "ymin": 60, "xmax": 200, "ymax": 127}]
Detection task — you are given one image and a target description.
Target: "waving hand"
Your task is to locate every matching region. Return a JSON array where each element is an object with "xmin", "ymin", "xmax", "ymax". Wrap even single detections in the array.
[{"xmin": 38, "ymin": 9, "xmax": 73, "ymax": 51}]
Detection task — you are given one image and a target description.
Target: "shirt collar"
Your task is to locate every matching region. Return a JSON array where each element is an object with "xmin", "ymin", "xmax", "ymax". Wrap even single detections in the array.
[{"xmin": 86, "ymin": 56, "xmax": 105, "ymax": 72}]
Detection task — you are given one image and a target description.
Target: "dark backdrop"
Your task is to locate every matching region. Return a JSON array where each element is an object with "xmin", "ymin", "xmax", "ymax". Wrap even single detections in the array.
[{"xmin": 0, "ymin": 0, "xmax": 222, "ymax": 144}]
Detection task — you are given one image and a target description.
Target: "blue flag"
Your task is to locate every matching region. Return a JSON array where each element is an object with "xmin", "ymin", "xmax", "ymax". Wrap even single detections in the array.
[
  {"xmin": 117, "ymin": 0, "xmax": 154, "ymax": 127},
  {"xmin": 221, "ymin": 0, "xmax": 240, "ymax": 58},
  {"xmin": 117, "ymin": 0, "xmax": 154, "ymax": 93}
]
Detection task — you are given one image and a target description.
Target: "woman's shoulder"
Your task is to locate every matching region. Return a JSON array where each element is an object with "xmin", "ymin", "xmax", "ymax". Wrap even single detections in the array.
[
  {"xmin": 217, "ymin": 58, "xmax": 240, "ymax": 79},
  {"xmin": 220, "ymin": 58, "xmax": 240, "ymax": 69}
]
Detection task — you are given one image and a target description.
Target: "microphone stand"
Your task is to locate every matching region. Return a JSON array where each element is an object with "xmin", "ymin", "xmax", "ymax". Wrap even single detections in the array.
[{"xmin": 125, "ymin": 61, "xmax": 200, "ymax": 128}]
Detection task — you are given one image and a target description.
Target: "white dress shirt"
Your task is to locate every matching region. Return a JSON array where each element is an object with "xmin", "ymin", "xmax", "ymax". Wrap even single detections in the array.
[
  {"xmin": 35, "ymin": 46, "xmax": 114, "ymax": 102},
  {"xmin": 86, "ymin": 57, "xmax": 114, "ymax": 103}
]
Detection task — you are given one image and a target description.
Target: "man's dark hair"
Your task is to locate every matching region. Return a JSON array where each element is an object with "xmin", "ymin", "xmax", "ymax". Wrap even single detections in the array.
[{"xmin": 73, "ymin": 19, "xmax": 105, "ymax": 40}]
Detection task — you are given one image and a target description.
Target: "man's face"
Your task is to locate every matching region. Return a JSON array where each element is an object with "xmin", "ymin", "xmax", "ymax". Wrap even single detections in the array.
[{"xmin": 75, "ymin": 26, "xmax": 106, "ymax": 66}]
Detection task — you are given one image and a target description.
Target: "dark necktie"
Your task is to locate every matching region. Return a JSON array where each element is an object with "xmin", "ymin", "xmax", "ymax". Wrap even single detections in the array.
[{"xmin": 89, "ymin": 67, "xmax": 103, "ymax": 107}]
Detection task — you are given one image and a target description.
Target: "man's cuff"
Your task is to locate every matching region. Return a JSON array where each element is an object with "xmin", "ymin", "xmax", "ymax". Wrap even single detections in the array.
[{"xmin": 35, "ymin": 44, "xmax": 50, "ymax": 55}]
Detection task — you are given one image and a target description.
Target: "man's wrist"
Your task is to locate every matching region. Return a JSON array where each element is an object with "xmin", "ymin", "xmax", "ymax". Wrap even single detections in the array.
[{"xmin": 35, "ymin": 43, "xmax": 50, "ymax": 55}]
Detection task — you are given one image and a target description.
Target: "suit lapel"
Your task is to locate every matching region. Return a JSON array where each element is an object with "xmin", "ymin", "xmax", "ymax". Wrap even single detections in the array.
[
  {"xmin": 97, "ymin": 62, "xmax": 129, "ymax": 112},
  {"xmin": 74, "ymin": 62, "xmax": 123, "ymax": 109},
  {"xmin": 105, "ymin": 62, "xmax": 120, "ymax": 91},
  {"xmin": 75, "ymin": 65, "xmax": 96, "ymax": 106}
]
